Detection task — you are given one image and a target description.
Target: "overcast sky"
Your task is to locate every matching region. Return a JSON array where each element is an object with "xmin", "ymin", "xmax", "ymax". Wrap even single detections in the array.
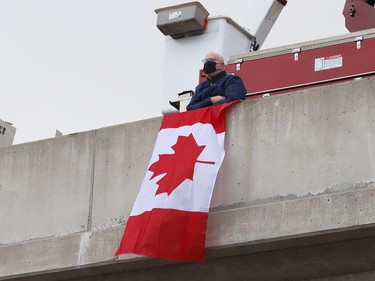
[{"xmin": 0, "ymin": 0, "xmax": 348, "ymax": 144}]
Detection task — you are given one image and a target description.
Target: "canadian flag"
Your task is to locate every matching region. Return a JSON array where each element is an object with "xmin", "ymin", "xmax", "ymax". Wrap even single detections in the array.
[{"xmin": 115, "ymin": 102, "xmax": 236, "ymax": 262}]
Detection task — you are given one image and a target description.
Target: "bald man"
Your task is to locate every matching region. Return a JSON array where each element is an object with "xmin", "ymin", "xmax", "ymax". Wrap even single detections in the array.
[{"xmin": 186, "ymin": 52, "xmax": 247, "ymax": 111}]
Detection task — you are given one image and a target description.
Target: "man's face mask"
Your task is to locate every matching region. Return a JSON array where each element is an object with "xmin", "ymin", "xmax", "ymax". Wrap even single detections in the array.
[{"xmin": 203, "ymin": 61, "xmax": 217, "ymax": 74}]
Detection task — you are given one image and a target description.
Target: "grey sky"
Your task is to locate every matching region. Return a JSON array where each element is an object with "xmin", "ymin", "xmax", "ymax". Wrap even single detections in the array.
[{"xmin": 0, "ymin": 0, "xmax": 347, "ymax": 144}]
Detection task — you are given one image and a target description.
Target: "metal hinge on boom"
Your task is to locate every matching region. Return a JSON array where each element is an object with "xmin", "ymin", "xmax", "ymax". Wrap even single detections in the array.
[
  {"xmin": 355, "ymin": 36, "xmax": 363, "ymax": 49},
  {"xmin": 235, "ymin": 58, "xmax": 243, "ymax": 71},
  {"xmin": 292, "ymin": 48, "xmax": 301, "ymax": 61}
]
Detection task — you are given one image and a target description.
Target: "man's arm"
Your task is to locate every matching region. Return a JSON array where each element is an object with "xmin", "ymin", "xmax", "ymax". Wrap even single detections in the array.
[
  {"xmin": 186, "ymin": 84, "xmax": 213, "ymax": 111},
  {"xmin": 213, "ymin": 75, "xmax": 247, "ymax": 105}
]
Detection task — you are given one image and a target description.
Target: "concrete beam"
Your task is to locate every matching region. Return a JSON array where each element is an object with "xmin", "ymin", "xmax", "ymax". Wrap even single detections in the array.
[{"xmin": 2, "ymin": 187, "xmax": 375, "ymax": 280}]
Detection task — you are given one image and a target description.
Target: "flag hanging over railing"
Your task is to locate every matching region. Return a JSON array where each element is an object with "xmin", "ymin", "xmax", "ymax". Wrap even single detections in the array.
[{"xmin": 115, "ymin": 102, "xmax": 236, "ymax": 262}]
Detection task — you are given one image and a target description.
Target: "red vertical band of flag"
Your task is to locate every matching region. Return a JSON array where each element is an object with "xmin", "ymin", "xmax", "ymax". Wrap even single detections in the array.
[{"xmin": 115, "ymin": 101, "xmax": 238, "ymax": 262}]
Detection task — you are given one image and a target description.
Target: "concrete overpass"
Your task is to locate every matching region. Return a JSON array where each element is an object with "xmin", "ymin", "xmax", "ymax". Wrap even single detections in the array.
[{"xmin": 1, "ymin": 74, "xmax": 375, "ymax": 280}]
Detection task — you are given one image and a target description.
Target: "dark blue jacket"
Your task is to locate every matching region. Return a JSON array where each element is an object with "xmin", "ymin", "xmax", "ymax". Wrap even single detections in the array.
[{"xmin": 186, "ymin": 71, "xmax": 247, "ymax": 111}]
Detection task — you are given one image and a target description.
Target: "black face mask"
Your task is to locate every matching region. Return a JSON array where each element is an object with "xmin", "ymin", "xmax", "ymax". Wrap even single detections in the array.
[{"xmin": 203, "ymin": 61, "xmax": 217, "ymax": 74}]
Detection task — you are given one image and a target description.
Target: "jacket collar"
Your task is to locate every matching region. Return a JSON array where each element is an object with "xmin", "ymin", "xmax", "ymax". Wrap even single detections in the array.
[{"xmin": 208, "ymin": 70, "xmax": 226, "ymax": 84}]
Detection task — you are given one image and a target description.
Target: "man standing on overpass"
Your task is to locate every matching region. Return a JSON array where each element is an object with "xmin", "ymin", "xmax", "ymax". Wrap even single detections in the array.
[{"xmin": 186, "ymin": 52, "xmax": 247, "ymax": 111}]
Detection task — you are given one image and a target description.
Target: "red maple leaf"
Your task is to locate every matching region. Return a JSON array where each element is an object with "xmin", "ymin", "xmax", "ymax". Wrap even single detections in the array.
[{"xmin": 148, "ymin": 133, "xmax": 215, "ymax": 196}]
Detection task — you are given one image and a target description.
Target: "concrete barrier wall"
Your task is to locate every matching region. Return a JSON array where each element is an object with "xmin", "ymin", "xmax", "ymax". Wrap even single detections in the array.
[
  {"xmin": 1, "ymin": 76, "xmax": 375, "ymax": 280},
  {"xmin": 0, "ymin": 131, "xmax": 95, "ymax": 244},
  {"xmin": 212, "ymin": 76, "xmax": 375, "ymax": 208}
]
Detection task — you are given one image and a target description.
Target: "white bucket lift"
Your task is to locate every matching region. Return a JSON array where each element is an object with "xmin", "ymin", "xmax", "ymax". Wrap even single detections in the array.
[
  {"xmin": 0, "ymin": 119, "xmax": 16, "ymax": 148},
  {"xmin": 241, "ymin": 0, "xmax": 287, "ymax": 50},
  {"xmin": 155, "ymin": 1, "xmax": 287, "ymax": 113}
]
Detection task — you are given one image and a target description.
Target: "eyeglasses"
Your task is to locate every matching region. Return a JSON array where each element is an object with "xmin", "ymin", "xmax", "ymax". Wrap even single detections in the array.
[{"xmin": 201, "ymin": 58, "xmax": 224, "ymax": 64}]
